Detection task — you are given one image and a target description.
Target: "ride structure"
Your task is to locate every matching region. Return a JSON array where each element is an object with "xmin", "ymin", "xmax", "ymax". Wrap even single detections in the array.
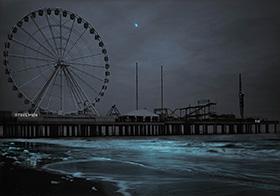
[
  {"xmin": 170, "ymin": 100, "xmax": 217, "ymax": 120},
  {"xmin": 239, "ymin": 73, "xmax": 244, "ymax": 119},
  {"xmin": 3, "ymin": 8, "xmax": 110, "ymax": 116}
]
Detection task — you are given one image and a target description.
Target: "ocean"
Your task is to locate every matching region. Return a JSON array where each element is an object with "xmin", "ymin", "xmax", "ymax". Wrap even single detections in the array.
[{"xmin": 1, "ymin": 134, "xmax": 280, "ymax": 196}]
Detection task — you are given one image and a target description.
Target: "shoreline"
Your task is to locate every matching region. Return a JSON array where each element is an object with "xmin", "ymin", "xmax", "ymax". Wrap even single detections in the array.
[
  {"xmin": 1, "ymin": 135, "xmax": 280, "ymax": 196},
  {"xmin": 0, "ymin": 156, "xmax": 115, "ymax": 196}
]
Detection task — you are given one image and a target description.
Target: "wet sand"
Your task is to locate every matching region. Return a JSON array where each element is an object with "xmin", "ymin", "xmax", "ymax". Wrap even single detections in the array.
[{"xmin": 0, "ymin": 156, "xmax": 109, "ymax": 196}]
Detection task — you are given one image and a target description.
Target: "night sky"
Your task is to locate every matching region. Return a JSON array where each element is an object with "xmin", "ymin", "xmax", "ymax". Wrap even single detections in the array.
[{"xmin": 0, "ymin": 0, "xmax": 279, "ymax": 120}]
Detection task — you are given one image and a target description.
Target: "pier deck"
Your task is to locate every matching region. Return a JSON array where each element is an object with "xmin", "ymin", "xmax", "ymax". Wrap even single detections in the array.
[{"xmin": 0, "ymin": 116, "xmax": 278, "ymax": 138}]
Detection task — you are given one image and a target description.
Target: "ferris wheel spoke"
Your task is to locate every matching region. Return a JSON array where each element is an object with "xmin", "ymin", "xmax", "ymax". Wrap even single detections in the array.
[
  {"xmin": 64, "ymin": 28, "xmax": 87, "ymax": 58},
  {"xmin": 45, "ymin": 68, "xmax": 60, "ymax": 110},
  {"xmin": 62, "ymin": 18, "xmax": 75, "ymax": 57},
  {"xmin": 11, "ymin": 62, "xmax": 54, "ymax": 73},
  {"xmin": 32, "ymin": 67, "xmax": 59, "ymax": 104},
  {"xmin": 59, "ymin": 13, "xmax": 63, "ymax": 56},
  {"xmin": 49, "ymin": 14, "xmax": 60, "ymax": 25},
  {"xmin": 65, "ymin": 67, "xmax": 89, "ymax": 104},
  {"xmin": 68, "ymin": 67, "xmax": 99, "ymax": 94},
  {"xmin": 18, "ymin": 26, "xmax": 57, "ymax": 58},
  {"xmin": 63, "ymin": 69, "xmax": 79, "ymax": 109},
  {"xmin": 66, "ymin": 53, "xmax": 102, "ymax": 61},
  {"xmin": 30, "ymin": 17, "xmax": 59, "ymax": 56},
  {"xmin": 11, "ymin": 38, "xmax": 56, "ymax": 60},
  {"xmin": 66, "ymin": 61, "xmax": 104, "ymax": 68},
  {"xmin": 9, "ymin": 54, "xmax": 56, "ymax": 62},
  {"xmin": 68, "ymin": 34, "xmax": 96, "ymax": 58},
  {"xmin": 45, "ymin": 14, "xmax": 60, "ymax": 56},
  {"xmin": 33, "ymin": 68, "xmax": 60, "ymax": 113},
  {"xmin": 63, "ymin": 18, "xmax": 71, "ymax": 26},
  {"xmin": 69, "ymin": 66, "xmax": 104, "ymax": 82},
  {"xmin": 63, "ymin": 68, "xmax": 84, "ymax": 109},
  {"xmin": 66, "ymin": 67, "xmax": 99, "ymax": 115},
  {"xmin": 64, "ymin": 73, "xmax": 87, "ymax": 111},
  {"xmin": 18, "ymin": 67, "xmax": 54, "ymax": 89},
  {"xmin": 79, "ymin": 40, "xmax": 95, "ymax": 52}
]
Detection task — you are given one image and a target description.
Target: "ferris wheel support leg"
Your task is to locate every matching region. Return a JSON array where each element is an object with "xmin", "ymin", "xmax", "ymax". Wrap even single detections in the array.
[
  {"xmin": 46, "ymin": 69, "xmax": 60, "ymax": 111},
  {"xmin": 32, "ymin": 67, "xmax": 58, "ymax": 102},
  {"xmin": 33, "ymin": 67, "xmax": 60, "ymax": 114},
  {"xmin": 60, "ymin": 67, "xmax": 64, "ymax": 111},
  {"xmin": 89, "ymin": 106, "xmax": 99, "ymax": 117}
]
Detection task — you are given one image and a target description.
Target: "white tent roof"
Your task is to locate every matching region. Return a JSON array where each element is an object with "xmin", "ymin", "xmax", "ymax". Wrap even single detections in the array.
[{"xmin": 121, "ymin": 109, "xmax": 159, "ymax": 117}]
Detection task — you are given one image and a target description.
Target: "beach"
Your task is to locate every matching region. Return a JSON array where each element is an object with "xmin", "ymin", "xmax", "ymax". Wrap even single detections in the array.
[
  {"xmin": 0, "ymin": 156, "xmax": 111, "ymax": 196},
  {"xmin": 1, "ymin": 135, "xmax": 280, "ymax": 196}
]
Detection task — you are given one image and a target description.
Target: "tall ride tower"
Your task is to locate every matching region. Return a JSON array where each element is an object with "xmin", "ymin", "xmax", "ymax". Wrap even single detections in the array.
[
  {"xmin": 239, "ymin": 73, "xmax": 245, "ymax": 119},
  {"xmin": 136, "ymin": 62, "xmax": 139, "ymax": 110}
]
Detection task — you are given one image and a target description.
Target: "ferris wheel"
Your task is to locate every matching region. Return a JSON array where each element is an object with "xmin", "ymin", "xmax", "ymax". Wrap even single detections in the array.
[{"xmin": 3, "ymin": 8, "xmax": 110, "ymax": 116}]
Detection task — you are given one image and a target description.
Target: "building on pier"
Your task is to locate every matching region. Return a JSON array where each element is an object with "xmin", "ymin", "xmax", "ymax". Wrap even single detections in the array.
[{"xmin": 119, "ymin": 109, "xmax": 159, "ymax": 122}]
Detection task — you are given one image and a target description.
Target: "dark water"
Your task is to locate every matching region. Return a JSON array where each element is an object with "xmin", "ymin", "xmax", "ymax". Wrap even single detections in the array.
[{"xmin": 1, "ymin": 134, "xmax": 280, "ymax": 196}]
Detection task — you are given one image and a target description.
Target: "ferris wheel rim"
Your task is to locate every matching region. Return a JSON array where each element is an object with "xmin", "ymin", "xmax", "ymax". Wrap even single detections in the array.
[{"xmin": 3, "ymin": 7, "xmax": 110, "ymax": 115}]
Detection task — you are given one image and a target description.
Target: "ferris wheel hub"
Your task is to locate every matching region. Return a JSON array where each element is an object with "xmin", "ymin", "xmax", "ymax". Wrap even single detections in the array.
[
  {"xmin": 56, "ymin": 58, "xmax": 68, "ymax": 68},
  {"xmin": 57, "ymin": 57, "xmax": 65, "ymax": 64}
]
